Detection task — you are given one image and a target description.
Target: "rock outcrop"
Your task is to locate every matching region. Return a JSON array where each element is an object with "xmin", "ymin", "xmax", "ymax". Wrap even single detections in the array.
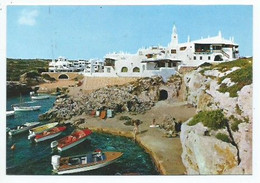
[
  {"xmin": 181, "ymin": 122, "xmax": 241, "ymax": 174},
  {"xmin": 20, "ymin": 71, "xmax": 45, "ymax": 86},
  {"xmin": 39, "ymin": 76, "xmax": 183, "ymax": 122},
  {"xmin": 6, "ymin": 81, "xmax": 32, "ymax": 97},
  {"xmin": 180, "ymin": 64, "xmax": 252, "ymax": 174}
]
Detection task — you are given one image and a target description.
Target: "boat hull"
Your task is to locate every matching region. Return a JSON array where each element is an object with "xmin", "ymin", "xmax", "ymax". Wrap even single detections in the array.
[
  {"xmin": 57, "ymin": 158, "xmax": 115, "ymax": 174},
  {"xmin": 35, "ymin": 132, "xmax": 63, "ymax": 142},
  {"xmin": 31, "ymin": 95, "xmax": 49, "ymax": 100},
  {"xmin": 29, "ymin": 122, "xmax": 58, "ymax": 136},
  {"xmin": 55, "ymin": 152, "xmax": 123, "ymax": 175},
  {"xmin": 13, "ymin": 106, "xmax": 41, "ymax": 112},
  {"xmin": 58, "ymin": 137, "xmax": 88, "ymax": 152},
  {"xmin": 6, "ymin": 111, "xmax": 15, "ymax": 117},
  {"xmin": 8, "ymin": 122, "xmax": 40, "ymax": 136}
]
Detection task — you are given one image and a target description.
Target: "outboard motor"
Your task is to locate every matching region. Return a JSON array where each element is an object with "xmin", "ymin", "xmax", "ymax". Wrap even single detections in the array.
[
  {"xmin": 28, "ymin": 133, "xmax": 36, "ymax": 140},
  {"xmin": 30, "ymin": 91, "xmax": 35, "ymax": 96},
  {"xmin": 51, "ymin": 155, "xmax": 61, "ymax": 171},
  {"xmin": 51, "ymin": 140, "xmax": 58, "ymax": 149}
]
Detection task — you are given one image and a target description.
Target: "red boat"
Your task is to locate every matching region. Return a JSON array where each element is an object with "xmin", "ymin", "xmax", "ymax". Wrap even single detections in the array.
[
  {"xmin": 51, "ymin": 129, "xmax": 92, "ymax": 152},
  {"xmin": 34, "ymin": 126, "xmax": 67, "ymax": 143}
]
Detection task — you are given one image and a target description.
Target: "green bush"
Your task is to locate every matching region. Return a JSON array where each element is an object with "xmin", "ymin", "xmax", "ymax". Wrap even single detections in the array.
[
  {"xmin": 26, "ymin": 71, "xmax": 40, "ymax": 78},
  {"xmin": 7, "ymin": 58, "xmax": 50, "ymax": 81},
  {"xmin": 229, "ymin": 115, "xmax": 243, "ymax": 132},
  {"xmin": 188, "ymin": 110, "xmax": 226, "ymax": 130},
  {"xmin": 42, "ymin": 74, "xmax": 56, "ymax": 82},
  {"xmin": 215, "ymin": 133, "xmax": 231, "ymax": 143},
  {"xmin": 119, "ymin": 116, "xmax": 132, "ymax": 121},
  {"xmin": 218, "ymin": 63, "xmax": 252, "ymax": 97}
]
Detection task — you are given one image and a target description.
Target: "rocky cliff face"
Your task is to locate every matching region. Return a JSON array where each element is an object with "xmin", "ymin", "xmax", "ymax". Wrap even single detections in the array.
[
  {"xmin": 7, "ymin": 81, "xmax": 32, "ymax": 97},
  {"xmin": 20, "ymin": 71, "xmax": 45, "ymax": 86},
  {"xmin": 180, "ymin": 64, "xmax": 252, "ymax": 174},
  {"xmin": 39, "ymin": 76, "xmax": 182, "ymax": 122}
]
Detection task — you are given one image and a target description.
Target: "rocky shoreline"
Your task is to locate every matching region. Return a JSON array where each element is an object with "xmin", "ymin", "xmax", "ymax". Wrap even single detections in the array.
[{"xmin": 7, "ymin": 81, "xmax": 32, "ymax": 97}]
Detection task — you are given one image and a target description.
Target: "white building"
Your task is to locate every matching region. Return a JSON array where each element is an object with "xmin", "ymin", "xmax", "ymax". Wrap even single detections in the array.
[
  {"xmin": 48, "ymin": 57, "xmax": 104, "ymax": 73},
  {"xmin": 98, "ymin": 25, "xmax": 239, "ymax": 80}
]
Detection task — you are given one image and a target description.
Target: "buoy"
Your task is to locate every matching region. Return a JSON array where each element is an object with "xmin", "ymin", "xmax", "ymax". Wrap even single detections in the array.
[{"xmin": 11, "ymin": 144, "xmax": 16, "ymax": 151}]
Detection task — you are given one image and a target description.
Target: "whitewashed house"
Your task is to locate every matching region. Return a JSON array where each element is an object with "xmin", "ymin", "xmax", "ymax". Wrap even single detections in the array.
[
  {"xmin": 48, "ymin": 57, "xmax": 104, "ymax": 73},
  {"xmin": 98, "ymin": 25, "xmax": 239, "ymax": 80}
]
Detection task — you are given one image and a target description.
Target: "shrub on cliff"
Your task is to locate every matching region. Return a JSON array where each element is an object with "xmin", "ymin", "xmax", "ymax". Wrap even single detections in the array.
[
  {"xmin": 215, "ymin": 133, "xmax": 231, "ymax": 143},
  {"xmin": 188, "ymin": 110, "xmax": 226, "ymax": 130}
]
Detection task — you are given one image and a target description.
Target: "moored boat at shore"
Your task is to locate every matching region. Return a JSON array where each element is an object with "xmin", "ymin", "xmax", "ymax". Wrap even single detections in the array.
[
  {"xmin": 51, "ymin": 129, "xmax": 92, "ymax": 152},
  {"xmin": 34, "ymin": 126, "xmax": 67, "ymax": 142},
  {"xmin": 13, "ymin": 105, "xmax": 41, "ymax": 112},
  {"xmin": 31, "ymin": 94, "xmax": 50, "ymax": 100},
  {"xmin": 28, "ymin": 122, "xmax": 59, "ymax": 139},
  {"xmin": 51, "ymin": 150, "xmax": 123, "ymax": 174},
  {"xmin": 8, "ymin": 122, "xmax": 40, "ymax": 136}
]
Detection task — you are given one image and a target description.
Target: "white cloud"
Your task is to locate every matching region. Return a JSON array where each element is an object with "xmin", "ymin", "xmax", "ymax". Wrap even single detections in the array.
[{"xmin": 18, "ymin": 9, "xmax": 39, "ymax": 26}]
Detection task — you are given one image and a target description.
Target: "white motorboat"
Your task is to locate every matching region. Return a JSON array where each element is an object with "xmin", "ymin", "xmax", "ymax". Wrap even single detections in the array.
[
  {"xmin": 13, "ymin": 105, "xmax": 41, "ymax": 112},
  {"xmin": 6, "ymin": 111, "xmax": 15, "ymax": 117},
  {"xmin": 51, "ymin": 150, "xmax": 123, "ymax": 174},
  {"xmin": 8, "ymin": 122, "xmax": 40, "ymax": 136},
  {"xmin": 31, "ymin": 94, "xmax": 49, "ymax": 100}
]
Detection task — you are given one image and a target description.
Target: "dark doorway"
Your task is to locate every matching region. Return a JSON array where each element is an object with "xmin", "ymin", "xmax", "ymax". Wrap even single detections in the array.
[
  {"xmin": 214, "ymin": 55, "xmax": 223, "ymax": 61},
  {"xmin": 159, "ymin": 90, "xmax": 168, "ymax": 100},
  {"xmin": 58, "ymin": 74, "xmax": 69, "ymax": 79}
]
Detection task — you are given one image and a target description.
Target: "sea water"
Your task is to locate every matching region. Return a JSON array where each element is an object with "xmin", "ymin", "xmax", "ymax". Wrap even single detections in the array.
[{"xmin": 6, "ymin": 95, "xmax": 159, "ymax": 175}]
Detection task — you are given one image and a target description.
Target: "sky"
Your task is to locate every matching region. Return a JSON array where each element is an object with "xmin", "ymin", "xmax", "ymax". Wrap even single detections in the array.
[{"xmin": 7, "ymin": 5, "xmax": 253, "ymax": 60}]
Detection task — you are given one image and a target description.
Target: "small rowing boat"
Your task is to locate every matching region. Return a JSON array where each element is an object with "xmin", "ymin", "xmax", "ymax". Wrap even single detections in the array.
[
  {"xmin": 28, "ymin": 122, "xmax": 58, "ymax": 139},
  {"xmin": 51, "ymin": 150, "xmax": 123, "ymax": 174},
  {"xmin": 13, "ymin": 105, "xmax": 41, "ymax": 112},
  {"xmin": 34, "ymin": 126, "xmax": 67, "ymax": 142},
  {"xmin": 51, "ymin": 129, "xmax": 92, "ymax": 152},
  {"xmin": 8, "ymin": 122, "xmax": 40, "ymax": 136},
  {"xmin": 31, "ymin": 94, "xmax": 49, "ymax": 100},
  {"xmin": 6, "ymin": 111, "xmax": 15, "ymax": 117}
]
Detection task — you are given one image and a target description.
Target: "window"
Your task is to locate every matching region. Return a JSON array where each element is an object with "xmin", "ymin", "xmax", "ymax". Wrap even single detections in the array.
[
  {"xmin": 208, "ymin": 56, "xmax": 211, "ymax": 60},
  {"xmin": 180, "ymin": 47, "xmax": 187, "ymax": 51},
  {"xmin": 121, "ymin": 67, "xmax": 128, "ymax": 72},
  {"xmin": 168, "ymin": 63, "xmax": 172, "ymax": 67},
  {"xmin": 194, "ymin": 56, "xmax": 196, "ymax": 60},
  {"xmin": 200, "ymin": 56, "xmax": 202, "ymax": 60},
  {"xmin": 171, "ymin": 49, "xmax": 176, "ymax": 54},
  {"xmin": 107, "ymin": 68, "xmax": 111, "ymax": 73},
  {"xmin": 133, "ymin": 67, "xmax": 140, "ymax": 72}
]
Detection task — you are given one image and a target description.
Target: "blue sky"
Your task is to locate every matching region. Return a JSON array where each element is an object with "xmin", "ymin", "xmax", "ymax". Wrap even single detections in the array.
[{"xmin": 7, "ymin": 5, "xmax": 253, "ymax": 59}]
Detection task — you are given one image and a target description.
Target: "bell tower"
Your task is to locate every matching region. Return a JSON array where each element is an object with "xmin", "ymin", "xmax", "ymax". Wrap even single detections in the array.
[{"xmin": 169, "ymin": 25, "xmax": 178, "ymax": 48}]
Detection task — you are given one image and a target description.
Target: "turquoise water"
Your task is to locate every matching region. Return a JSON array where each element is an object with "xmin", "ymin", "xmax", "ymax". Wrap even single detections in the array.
[{"xmin": 6, "ymin": 95, "xmax": 159, "ymax": 175}]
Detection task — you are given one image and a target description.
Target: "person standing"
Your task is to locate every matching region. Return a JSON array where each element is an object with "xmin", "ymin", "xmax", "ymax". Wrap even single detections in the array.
[{"xmin": 133, "ymin": 120, "xmax": 139, "ymax": 142}]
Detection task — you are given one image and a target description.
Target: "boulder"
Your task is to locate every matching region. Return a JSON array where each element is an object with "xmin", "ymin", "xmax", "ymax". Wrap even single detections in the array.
[{"xmin": 181, "ymin": 122, "xmax": 240, "ymax": 174}]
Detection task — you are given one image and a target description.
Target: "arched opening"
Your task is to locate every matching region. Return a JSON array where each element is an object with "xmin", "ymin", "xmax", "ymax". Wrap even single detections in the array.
[
  {"xmin": 214, "ymin": 55, "xmax": 223, "ymax": 61},
  {"xmin": 121, "ymin": 67, "xmax": 128, "ymax": 72},
  {"xmin": 133, "ymin": 67, "xmax": 140, "ymax": 72},
  {"xmin": 58, "ymin": 74, "xmax": 69, "ymax": 80},
  {"xmin": 159, "ymin": 90, "xmax": 168, "ymax": 100}
]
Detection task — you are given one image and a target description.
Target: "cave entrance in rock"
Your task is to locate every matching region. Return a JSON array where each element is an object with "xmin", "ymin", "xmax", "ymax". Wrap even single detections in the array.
[
  {"xmin": 159, "ymin": 90, "xmax": 168, "ymax": 100},
  {"xmin": 58, "ymin": 74, "xmax": 69, "ymax": 80}
]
